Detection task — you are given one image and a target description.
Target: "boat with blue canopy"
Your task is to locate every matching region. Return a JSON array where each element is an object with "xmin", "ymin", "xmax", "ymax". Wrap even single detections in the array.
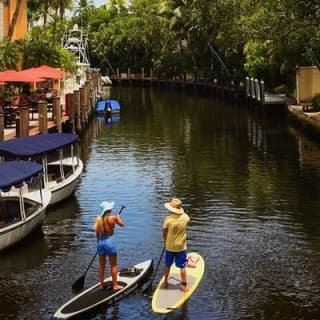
[
  {"xmin": 0, "ymin": 133, "xmax": 83, "ymax": 206},
  {"xmin": 0, "ymin": 161, "xmax": 51, "ymax": 251},
  {"xmin": 95, "ymin": 99, "xmax": 120, "ymax": 117}
]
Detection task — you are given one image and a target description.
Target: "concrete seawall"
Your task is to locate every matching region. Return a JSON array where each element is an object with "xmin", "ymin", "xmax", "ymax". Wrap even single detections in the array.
[{"xmin": 288, "ymin": 105, "xmax": 320, "ymax": 136}]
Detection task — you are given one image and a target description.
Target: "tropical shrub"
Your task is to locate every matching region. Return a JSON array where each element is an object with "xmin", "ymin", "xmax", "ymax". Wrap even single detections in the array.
[{"xmin": 311, "ymin": 93, "xmax": 320, "ymax": 111}]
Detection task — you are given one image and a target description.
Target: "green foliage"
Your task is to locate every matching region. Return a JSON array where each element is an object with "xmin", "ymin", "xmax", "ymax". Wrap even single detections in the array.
[
  {"xmin": 0, "ymin": 38, "xmax": 21, "ymax": 71},
  {"xmin": 274, "ymin": 84, "xmax": 289, "ymax": 95},
  {"xmin": 0, "ymin": 24, "xmax": 76, "ymax": 73},
  {"xmin": 153, "ymin": 49, "xmax": 192, "ymax": 77},
  {"xmin": 21, "ymin": 0, "xmax": 320, "ymax": 92},
  {"xmin": 311, "ymin": 93, "xmax": 320, "ymax": 112},
  {"xmin": 243, "ymin": 40, "xmax": 272, "ymax": 77},
  {"xmin": 20, "ymin": 25, "xmax": 76, "ymax": 71}
]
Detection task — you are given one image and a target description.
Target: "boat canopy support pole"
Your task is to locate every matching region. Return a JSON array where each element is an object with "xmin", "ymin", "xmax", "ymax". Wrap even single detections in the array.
[
  {"xmin": 71, "ymin": 144, "xmax": 75, "ymax": 173},
  {"xmin": 19, "ymin": 188, "xmax": 26, "ymax": 220},
  {"xmin": 42, "ymin": 156, "xmax": 49, "ymax": 187},
  {"xmin": 59, "ymin": 149, "xmax": 65, "ymax": 180},
  {"xmin": 39, "ymin": 175, "xmax": 43, "ymax": 204}
]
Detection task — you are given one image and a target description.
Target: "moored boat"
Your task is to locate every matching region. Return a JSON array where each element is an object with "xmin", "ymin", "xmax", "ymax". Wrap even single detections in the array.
[
  {"xmin": 0, "ymin": 133, "xmax": 83, "ymax": 206},
  {"xmin": 95, "ymin": 99, "xmax": 120, "ymax": 117},
  {"xmin": 0, "ymin": 161, "xmax": 51, "ymax": 251}
]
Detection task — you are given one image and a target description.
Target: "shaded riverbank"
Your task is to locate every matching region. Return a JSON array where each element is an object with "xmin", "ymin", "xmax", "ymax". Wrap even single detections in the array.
[{"xmin": 288, "ymin": 104, "xmax": 320, "ymax": 138}]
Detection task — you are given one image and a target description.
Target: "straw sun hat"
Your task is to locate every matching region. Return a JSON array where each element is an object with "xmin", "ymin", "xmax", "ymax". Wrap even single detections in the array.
[{"xmin": 164, "ymin": 198, "xmax": 185, "ymax": 215}]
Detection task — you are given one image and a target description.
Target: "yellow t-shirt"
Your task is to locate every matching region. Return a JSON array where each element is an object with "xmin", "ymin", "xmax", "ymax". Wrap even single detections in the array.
[{"xmin": 163, "ymin": 213, "xmax": 190, "ymax": 252}]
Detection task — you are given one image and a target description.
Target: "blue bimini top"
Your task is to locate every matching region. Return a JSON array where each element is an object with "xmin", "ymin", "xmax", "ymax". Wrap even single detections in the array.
[
  {"xmin": 0, "ymin": 161, "xmax": 43, "ymax": 192},
  {"xmin": 0, "ymin": 133, "xmax": 79, "ymax": 159},
  {"xmin": 96, "ymin": 99, "xmax": 120, "ymax": 113}
]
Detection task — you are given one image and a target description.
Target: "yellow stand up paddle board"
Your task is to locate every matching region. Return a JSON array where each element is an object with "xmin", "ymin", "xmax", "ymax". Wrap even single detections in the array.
[{"xmin": 151, "ymin": 252, "xmax": 205, "ymax": 314}]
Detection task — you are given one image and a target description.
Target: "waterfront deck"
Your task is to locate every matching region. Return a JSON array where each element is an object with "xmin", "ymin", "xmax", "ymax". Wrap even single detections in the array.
[
  {"xmin": 3, "ymin": 114, "xmax": 70, "ymax": 140},
  {"xmin": 116, "ymin": 77, "xmax": 288, "ymax": 107}
]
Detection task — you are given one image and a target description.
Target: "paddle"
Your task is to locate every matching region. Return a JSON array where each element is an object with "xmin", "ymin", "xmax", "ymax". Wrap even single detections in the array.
[
  {"xmin": 142, "ymin": 246, "xmax": 165, "ymax": 295},
  {"xmin": 71, "ymin": 205, "xmax": 126, "ymax": 293}
]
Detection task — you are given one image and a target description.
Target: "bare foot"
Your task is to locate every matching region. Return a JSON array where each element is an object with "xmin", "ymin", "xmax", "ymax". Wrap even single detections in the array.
[
  {"xmin": 181, "ymin": 281, "xmax": 189, "ymax": 292},
  {"xmin": 181, "ymin": 285, "xmax": 189, "ymax": 292},
  {"xmin": 162, "ymin": 280, "xmax": 168, "ymax": 289},
  {"xmin": 187, "ymin": 255, "xmax": 199, "ymax": 268},
  {"xmin": 113, "ymin": 284, "xmax": 124, "ymax": 291}
]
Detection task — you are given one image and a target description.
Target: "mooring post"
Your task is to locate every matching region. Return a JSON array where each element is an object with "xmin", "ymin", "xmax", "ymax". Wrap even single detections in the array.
[
  {"xmin": 254, "ymin": 79, "xmax": 261, "ymax": 104},
  {"xmin": 245, "ymin": 77, "xmax": 250, "ymax": 99},
  {"xmin": 0, "ymin": 112, "xmax": 4, "ymax": 141},
  {"xmin": 260, "ymin": 80, "xmax": 265, "ymax": 105},
  {"xmin": 79, "ymin": 86, "xmax": 87, "ymax": 127},
  {"xmin": 53, "ymin": 96, "xmax": 62, "ymax": 133},
  {"xmin": 74, "ymin": 89, "xmax": 81, "ymax": 133},
  {"xmin": 250, "ymin": 77, "xmax": 256, "ymax": 102},
  {"xmin": 66, "ymin": 93, "xmax": 75, "ymax": 133},
  {"xmin": 38, "ymin": 100, "xmax": 48, "ymax": 134},
  {"xmin": 17, "ymin": 106, "xmax": 29, "ymax": 137},
  {"xmin": 86, "ymin": 80, "xmax": 93, "ymax": 115}
]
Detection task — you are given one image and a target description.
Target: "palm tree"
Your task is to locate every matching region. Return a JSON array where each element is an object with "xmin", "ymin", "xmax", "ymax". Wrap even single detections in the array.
[{"xmin": 52, "ymin": 0, "xmax": 73, "ymax": 21}]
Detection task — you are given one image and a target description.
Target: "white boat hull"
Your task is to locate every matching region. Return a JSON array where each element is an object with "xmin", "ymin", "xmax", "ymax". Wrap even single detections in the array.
[
  {"xmin": 0, "ymin": 191, "xmax": 51, "ymax": 251},
  {"xmin": 46, "ymin": 158, "xmax": 83, "ymax": 206}
]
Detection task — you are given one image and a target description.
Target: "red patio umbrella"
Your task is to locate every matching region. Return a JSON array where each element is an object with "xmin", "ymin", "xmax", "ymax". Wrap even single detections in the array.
[
  {"xmin": 21, "ymin": 65, "xmax": 69, "ymax": 79},
  {"xmin": 0, "ymin": 70, "xmax": 45, "ymax": 83}
]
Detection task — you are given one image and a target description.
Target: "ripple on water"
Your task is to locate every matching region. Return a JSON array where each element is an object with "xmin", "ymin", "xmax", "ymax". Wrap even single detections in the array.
[{"xmin": 2, "ymin": 88, "xmax": 320, "ymax": 319}]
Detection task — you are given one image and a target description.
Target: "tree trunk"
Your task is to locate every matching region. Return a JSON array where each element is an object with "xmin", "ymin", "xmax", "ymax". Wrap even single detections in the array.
[{"xmin": 7, "ymin": 0, "xmax": 23, "ymax": 40}]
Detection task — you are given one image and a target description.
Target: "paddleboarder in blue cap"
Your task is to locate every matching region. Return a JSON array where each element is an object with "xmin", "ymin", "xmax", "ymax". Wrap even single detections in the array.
[{"xmin": 94, "ymin": 201, "xmax": 124, "ymax": 290}]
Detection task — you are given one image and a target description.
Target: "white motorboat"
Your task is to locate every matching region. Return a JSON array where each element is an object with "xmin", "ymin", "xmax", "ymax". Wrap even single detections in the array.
[
  {"xmin": 0, "ymin": 133, "xmax": 83, "ymax": 206},
  {"xmin": 0, "ymin": 161, "xmax": 51, "ymax": 251}
]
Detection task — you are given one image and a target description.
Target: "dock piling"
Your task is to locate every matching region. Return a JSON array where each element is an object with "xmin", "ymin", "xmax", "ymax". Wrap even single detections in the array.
[{"xmin": 38, "ymin": 100, "xmax": 48, "ymax": 134}]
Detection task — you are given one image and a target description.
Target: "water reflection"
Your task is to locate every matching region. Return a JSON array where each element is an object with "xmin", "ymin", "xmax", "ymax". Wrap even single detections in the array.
[
  {"xmin": 96, "ymin": 115, "xmax": 121, "ymax": 128},
  {"xmin": 2, "ymin": 87, "xmax": 320, "ymax": 319},
  {"xmin": 43, "ymin": 194, "xmax": 82, "ymax": 254},
  {"xmin": 0, "ymin": 228, "xmax": 48, "ymax": 272}
]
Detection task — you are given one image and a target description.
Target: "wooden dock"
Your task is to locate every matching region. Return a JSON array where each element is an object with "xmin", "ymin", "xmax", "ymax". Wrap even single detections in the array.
[
  {"xmin": 0, "ymin": 72, "xmax": 101, "ymax": 141},
  {"xmin": 3, "ymin": 115, "xmax": 70, "ymax": 140},
  {"xmin": 113, "ymin": 75, "xmax": 288, "ymax": 107}
]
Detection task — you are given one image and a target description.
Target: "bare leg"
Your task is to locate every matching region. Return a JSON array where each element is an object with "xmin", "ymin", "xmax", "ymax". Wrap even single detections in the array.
[
  {"xmin": 109, "ymin": 255, "xmax": 123, "ymax": 290},
  {"xmin": 99, "ymin": 255, "xmax": 106, "ymax": 289},
  {"xmin": 180, "ymin": 267, "xmax": 188, "ymax": 292},
  {"xmin": 163, "ymin": 265, "xmax": 171, "ymax": 288}
]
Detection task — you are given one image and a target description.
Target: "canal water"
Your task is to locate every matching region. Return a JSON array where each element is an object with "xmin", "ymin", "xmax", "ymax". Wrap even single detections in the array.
[{"xmin": 1, "ymin": 86, "xmax": 320, "ymax": 320}]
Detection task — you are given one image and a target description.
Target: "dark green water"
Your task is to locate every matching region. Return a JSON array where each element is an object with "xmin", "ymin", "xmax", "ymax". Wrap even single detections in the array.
[{"xmin": 1, "ymin": 86, "xmax": 320, "ymax": 319}]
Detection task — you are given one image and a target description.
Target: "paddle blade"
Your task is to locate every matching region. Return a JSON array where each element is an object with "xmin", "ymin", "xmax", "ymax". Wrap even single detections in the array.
[
  {"xmin": 142, "ymin": 282, "xmax": 153, "ymax": 295},
  {"xmin": 142, "ymin": 273, "xmax": 155, "ymax": 295},
  {"xmin": 71, "ymin": 275, "xmax": 85, "ymax": 293}
]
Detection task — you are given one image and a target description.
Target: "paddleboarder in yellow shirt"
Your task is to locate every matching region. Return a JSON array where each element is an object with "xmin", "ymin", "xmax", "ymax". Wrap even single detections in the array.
[{"xmin": 162, "ymin": 198, "xmax": 190, "ymax": 292}]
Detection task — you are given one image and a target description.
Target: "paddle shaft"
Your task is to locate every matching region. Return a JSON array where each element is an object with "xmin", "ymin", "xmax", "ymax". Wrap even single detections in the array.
[
  {"xmin": 144, "ymin": 246, "xmax": 165, "ymax": 293},
  {"xmin": 72, "ymin": 205, "xmax": 125, "ymax": 292}
]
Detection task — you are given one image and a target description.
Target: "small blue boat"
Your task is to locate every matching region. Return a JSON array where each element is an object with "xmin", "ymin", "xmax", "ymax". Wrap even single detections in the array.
[{"xmin": 96, "ymin": 99, "xmax": 120, "ymax": 116}]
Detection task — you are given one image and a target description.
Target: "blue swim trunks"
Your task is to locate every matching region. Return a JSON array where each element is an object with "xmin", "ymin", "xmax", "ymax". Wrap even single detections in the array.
[
  {"xmin": 97, "ymin": 235, "xmax": 117, "ymax": 256},
  {"xmin": 165, "ymin": 250, "xmax": 187, "ymax": 268}
]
